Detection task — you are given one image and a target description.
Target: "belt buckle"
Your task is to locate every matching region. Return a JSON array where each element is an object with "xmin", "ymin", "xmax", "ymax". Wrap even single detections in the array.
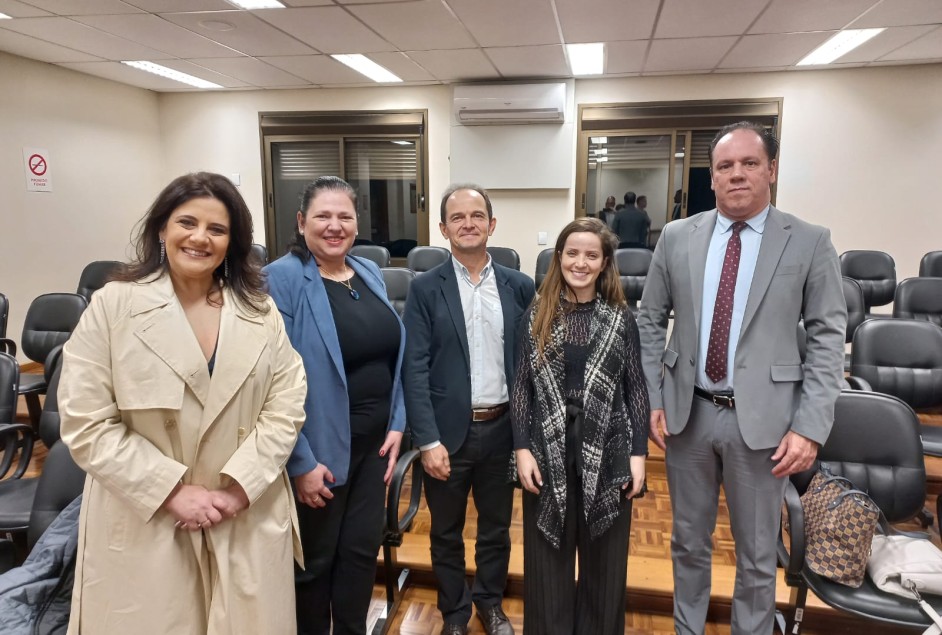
[{"xmin": 712, "ymin": 393, "xmax": 735, "ymax": 408}]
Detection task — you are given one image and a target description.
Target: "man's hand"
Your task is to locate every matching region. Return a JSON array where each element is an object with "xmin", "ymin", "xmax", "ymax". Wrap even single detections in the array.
[
  {"xmin": 515, "ymin": 449, "xmax": 542, "ymax": 495},
  {"xmin": 421, "ymin": 444, "xmax": 450, "ymax": 481},
  {"xmin": 294, "ymin": 464, "xmax": 335, "ymax": 508},
  {"xmin": 771, "ymin": 430, "xmax": 819, "ymax": 478},
  {"xmin": 380, "ymin": 430, "xmax": 404, "ymax": 485},
  {"xmin": 649, "ymin": 409, "xmax": 669, "ymax": 451}
]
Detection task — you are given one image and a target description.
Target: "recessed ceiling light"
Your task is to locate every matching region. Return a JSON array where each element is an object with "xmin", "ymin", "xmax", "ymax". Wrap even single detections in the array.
[
  {"xmin": 331, "ymin": 54, "xmax": 402, "ymax": 83},
  {"xmin": 198, "ymin": 20, "xmax": 236, "ymax": 32},
  {"xmin": 566, "ymin": 43, "xmax": 604, "ymax": 76},
  {"xmin": 590, "ymin": 136, "xmax": 607, "ymax": 144},
  {"xmin": 121, "ymin": 61, "xmax": 222, "ymax": 89},
  {"xmin": 797, "ymin": 28, "xmax": 885, "ymax": 66},
  {"xmin": 674, "ymin": 152, "xmax": 685, "ymax": 158},
  {"xmin": 0, "ymin": 13, "xmax": 12, "ymax": 19},
  {"xmin": 226, "ymin": 0, "xmax": 284, "ymax": 9}
]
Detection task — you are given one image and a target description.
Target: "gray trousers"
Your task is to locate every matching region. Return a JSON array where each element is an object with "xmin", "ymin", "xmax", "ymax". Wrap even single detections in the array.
[{"xmin": 665, "ymin": 394, "xmax": 787, "ymax": 635}]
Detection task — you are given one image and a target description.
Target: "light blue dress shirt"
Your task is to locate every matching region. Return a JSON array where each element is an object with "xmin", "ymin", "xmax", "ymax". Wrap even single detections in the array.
[{"xmin": 696, "ymin": 205, "xmax": 770, "ymax": 391}]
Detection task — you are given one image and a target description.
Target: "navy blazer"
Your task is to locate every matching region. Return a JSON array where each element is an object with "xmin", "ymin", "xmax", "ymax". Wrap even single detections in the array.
[
  {"xmin": 264, "ymin": 252, "xmax": 406, "ymax": 485},
  {"xmin": 402, "ymin": 257, "xmax": 535, "ymax": 452}
]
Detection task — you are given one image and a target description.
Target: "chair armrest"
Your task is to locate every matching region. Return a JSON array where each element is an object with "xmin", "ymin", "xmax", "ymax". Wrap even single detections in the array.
[
  {"xmin": 384, "ymin": 449, "xmax": 423, "ymax": 545},
  {"xmin": 0, "ymin": 338, "xmax": 15, "ymax": 357},
  {"xmin": 778, "ymin": 479, "xmax": 807, "ymax": 579},
  {"xmin": 0, "ymin": 423, "xmax": 36, "ymax": 480},
  {"xmin": 0, "ymin": 538, "xmax": 16, "ymax": 573},
  {"xmin": 844, "ymin": 375, "xmax": 872, "ymax": 391}
]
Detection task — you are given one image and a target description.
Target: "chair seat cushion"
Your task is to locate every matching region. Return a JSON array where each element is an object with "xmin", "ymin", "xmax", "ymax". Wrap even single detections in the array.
[
  {"xmin": 0, "ymin": 479, "xmax": 39, "ymax": 531},
  {"xmin": 18, "ymin": 374, "xmax": 46, "ymax": 395}
]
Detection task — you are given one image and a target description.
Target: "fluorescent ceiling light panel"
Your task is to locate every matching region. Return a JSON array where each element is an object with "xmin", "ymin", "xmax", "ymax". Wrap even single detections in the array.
[
  {"xmin": 590, "ymin": 136, "xmax": 607, "ymax": 144},
  {"xmin": 567, "ymin": 43, "xmax": 604, "ymax": 76},
  {"xmin": 596, "ymin": 156, "xmax": 609, "ymax": 162},
  {"xmin": 593, "ymin": 148, "xmax": 608, "ymax": 155},
  {"xmin": 331, "ymin": 54, "xmax": 402, "ymax": 83},
  {"xmin": 391, "ymin": 140, "xmax": 412, "ymax": 145},
  {"xmin": 0, "ymin": 13, "xmax": 12, "ymax": 19},
  {"xmin": 797, "ymin": 28, "xmax": 885, "ymax": 66},
  {"xmin": 227, "ymin": 0, "xmax": 284, "ymax": 8},
  {"xmin": 121, "ymin": 61, "xmax": 222, "ymax": 89}
]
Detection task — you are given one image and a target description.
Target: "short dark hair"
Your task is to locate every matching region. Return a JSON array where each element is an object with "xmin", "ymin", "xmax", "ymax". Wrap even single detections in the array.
[
  {"xmin": 440, "ymin": 183, "xmax": 493, "ymax": 223},
  {"xmin": 709, "ymin": 121, "xmax": 780, "ymax": 167},
  {"xmin": 114, "ymin": 172, "xmax": 268, "ymax": 314},
  {"xmin": 288, "ymin": 176, "xmax": 357, "ymax": 263},
  {"xmin": 623, "ymin": 191, "xmax": 636, "ymax": 205}
]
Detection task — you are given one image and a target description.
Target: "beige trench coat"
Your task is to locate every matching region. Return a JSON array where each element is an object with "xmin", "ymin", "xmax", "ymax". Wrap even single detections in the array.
[{"xmin": 59, "ymin": 275, "xmax": 306, "ymax": 635}]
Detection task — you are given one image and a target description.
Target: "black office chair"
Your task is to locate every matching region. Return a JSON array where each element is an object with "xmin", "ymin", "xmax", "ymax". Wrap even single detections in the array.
[
  {"xmin": 9, "ymin": 294, "xmax": 85, "ymax": 426},
  {"xmin": 919, "ymin": 251, "xmax": 942, "ymax": 278},
  {"xmin": 0, "ymin": 352, "xmax": 27, "ymax": 481},
  {"xmin": 615, "ymin": 248, "xmax": 652, "ymax": 310},
  {"xmin": 839, "ymin": 250, "xmax": 896, "ymax": 315},
  {"xmin": 841, "ymin": 277, "xmax": 866, "ymax": 372},
  {"xmin": 406, "ymin": 246, "xmax": 450, "ymax": 274},
  {"xmin": 381, "ymin": 267, "xmax": 415, "ymax": 317},
  {"xmin": 0, "ymin": 350, "xmax": 61, "ymax": 481},
  {"xmin": 893, "ymin": 277, "xmax": 942, "ymax": 327},
  {"xmin": 0, "ymin": 292, "xmax": 8, "ymax": 339},
  {"xmin": 777, "ymin": 390, "xmax": 932, "ymax": 634},
  {"xmin": 535, "ymin": 248, "xmax": 554, "ymax": 292},
  {"xmin": 351, "ymin": 245, "xmax": 391, "ymax": 269},
  {"xmin": 75, "ymin": 260, "xmax": 121, "ymax": 303},
  {"xmin": 486, "ymin": 246, "xmax": 520, "ymax": 271},
  {"xmin": 249, "ymin": 243, "xmax": 269, "ymax": 267}
]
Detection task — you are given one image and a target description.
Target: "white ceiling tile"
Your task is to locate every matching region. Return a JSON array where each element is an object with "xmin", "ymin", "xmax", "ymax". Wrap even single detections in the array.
[
  {"xmin": 644, "ymin": 36, "xmax": 737, "ymax": 72},
  {"xmin": 0, "ymin": 0, "xmax": 53, "ymax": 17},
  {"xmin": 348, "ymin": 0, "xmax": 475, "ymax": 51},
  {"xmin": 839, "ymin": 24, "xmax": 936, "ymax": 63},
  {"xmin": 714, "ymin": 65, "xmax": 789, "ymax": 74},
  {"xmin": 188, "ymin": 55, "xmax": 311, "ymax": 86},
  {"xmin": 59, "ymin": 59, "xmax": 200, "ymax": 89},
  {"xmin": 404, "ymin": 48, "xmax": 496, "ymax": 81},
  {"xmin": 123, "ymin": 0, "xmax": 233, "ymax": 10},
  {"xmin": 0, "ymin": 16, "xmax": 173, "ymax": 59},
  {"xmin": 655, "ymin": 0, "xmax": 767, "ymax": 38},
  {"xmin": 73, "ymin": 14, "xmax": 243, "ymax": 57},
  {"xmin": 260, "ymin": 54, "xmax": 369, "ymax": 84},
  {"xmin": 850, "ymin": 0, "xmax": 942, "ymax": 28},
  {"xmin": 21, "ymin": 0, "xmax": 143, "ymax": 15},
  {"xmin": 447, "ymin": 0, "xmax": 558, "ymax": 47},
  {"xmin": 281, "ymin": 0, "xmax": 333, "ymax": 5},
  {"xmin": 369, "ymin": 50, "xmax": 435, "ymax": 81},
  {"xmin": 749, "ymin": 0, "xmax": 878, "ymax": 34},
  {"xmin": 720, "ymin": 31, "xmax": 835, "ymax": 68},
  {"xmin": 0, "ymin": 26, "xmax": 101, "ymax": 61},
  {"xmin": 485, "ymin": 44, "xmax": 568, "ymax": 77},
  {"xmin": 605, "ymin": 40, "xmax": 650, "ymax": 74},
  {"xmin": 156, "ymin": 58, "xmax": 252, "ymax": 87},
  {"xmin": 254, "ymin": 7, "xmax": 394, "ymax": 54},
  {"xmin": 161, "ymin": 10, "xmax": 316, "ymax": 56},
  {"xmin": 880, "ymin": 25, "xmax": 942, "ymax": 60},
  {"xmin": 335, "ymin": 0, "xmax": 423, "ymax": 3},
  {"xmin": 556, "ymin": 0, "xmax": 660, "ymax": 43}
]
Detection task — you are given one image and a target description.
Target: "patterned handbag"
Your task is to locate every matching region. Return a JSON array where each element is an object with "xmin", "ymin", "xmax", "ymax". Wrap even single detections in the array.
[{"xmin": 800, "ymin": 463, "xmax": 881, "ymax": 588}]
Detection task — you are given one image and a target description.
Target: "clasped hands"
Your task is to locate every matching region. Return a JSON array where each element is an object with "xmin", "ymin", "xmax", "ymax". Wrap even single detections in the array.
[{"xmin": 163, "ymin": 482, "xmax": 250, "ymax": 532}]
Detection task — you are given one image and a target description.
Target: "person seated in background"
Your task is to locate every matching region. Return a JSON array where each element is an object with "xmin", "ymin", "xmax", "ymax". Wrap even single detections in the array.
[
  {"xmin": 60, "ymin": 171, "xmax": 307, "ymax": 634},
  {"xmin": 612, "ymin": 191, "xmax": 650, "ymax": 249}
]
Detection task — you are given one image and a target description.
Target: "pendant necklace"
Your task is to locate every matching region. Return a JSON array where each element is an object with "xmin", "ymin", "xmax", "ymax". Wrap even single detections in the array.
[{"xmin": 320, "ymin": 264, "xmax": 360, "ymax": 300}]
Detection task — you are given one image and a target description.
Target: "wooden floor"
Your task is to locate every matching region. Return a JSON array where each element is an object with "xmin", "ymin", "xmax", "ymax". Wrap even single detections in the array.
[{"xmin": 12, "ymin": 374, "xmax": 942, "ymax": 633}]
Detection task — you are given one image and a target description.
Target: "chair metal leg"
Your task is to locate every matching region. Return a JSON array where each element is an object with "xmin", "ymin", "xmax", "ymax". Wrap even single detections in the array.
[
  {"xmin": 371, "ymin": 543, "xmax": 413, "ymax": 635},
  {"xmin": 24, "ymin": 394, "xmax": 42, "ymax": 428},
  {"xmin": 916, "ymin": 506, "xmax": 934, "ymax": 529},
  {"xmin": 780, "ymin": 583, "xmax": 809, "ymax": 635}
]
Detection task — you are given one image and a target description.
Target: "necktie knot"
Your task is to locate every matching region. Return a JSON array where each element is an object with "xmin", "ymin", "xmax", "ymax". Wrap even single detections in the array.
[{"xmin": 731, "ymin": 221, "xmax": 747, "ymax": 236}]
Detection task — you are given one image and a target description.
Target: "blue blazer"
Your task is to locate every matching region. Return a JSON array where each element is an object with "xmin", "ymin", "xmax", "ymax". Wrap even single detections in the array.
[
  {"xmin": 264, "ymin": 252, "xmax": 406, "ymax": 485},
  {"xmin": 402, "ymin": 257, "xmax": 535, "ymax": 452}
]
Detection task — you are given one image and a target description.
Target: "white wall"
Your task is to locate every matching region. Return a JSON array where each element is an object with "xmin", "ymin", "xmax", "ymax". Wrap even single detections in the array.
[{"xmin": 0, "ymin": 52, "xmax": 163, "ymax": 358}]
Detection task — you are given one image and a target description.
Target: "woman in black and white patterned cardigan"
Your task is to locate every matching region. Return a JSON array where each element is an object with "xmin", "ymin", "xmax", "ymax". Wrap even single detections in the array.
[{"xmin": 512, "ymin": 217, "xmax": 649, "ymax": 635}]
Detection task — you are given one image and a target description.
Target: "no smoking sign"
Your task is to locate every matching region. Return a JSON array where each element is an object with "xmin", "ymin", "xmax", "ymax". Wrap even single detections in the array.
[{"xmin": 23, "ymin": 148, "xmax": 53, "ymax": 192}]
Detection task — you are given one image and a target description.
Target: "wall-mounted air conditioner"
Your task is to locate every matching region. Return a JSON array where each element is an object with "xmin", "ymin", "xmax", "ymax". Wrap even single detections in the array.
[{"xmin": 453, "ymin": 82, "xmax": 566, "ymax": 125}]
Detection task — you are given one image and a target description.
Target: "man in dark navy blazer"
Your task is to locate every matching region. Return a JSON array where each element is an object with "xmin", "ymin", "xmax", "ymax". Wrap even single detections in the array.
[{"xmin": 403, "ymin": 184, "xmax": 535, "ymax": 635}]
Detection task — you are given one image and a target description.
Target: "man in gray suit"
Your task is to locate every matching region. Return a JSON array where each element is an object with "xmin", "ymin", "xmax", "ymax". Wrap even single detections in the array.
[
  {"xmin": 612, "ymin": 191, "xmax": 650, "ymax": 248},
  {"xmin": 637, "ymin": 122, "xmax": 846, "ymax": 635}
]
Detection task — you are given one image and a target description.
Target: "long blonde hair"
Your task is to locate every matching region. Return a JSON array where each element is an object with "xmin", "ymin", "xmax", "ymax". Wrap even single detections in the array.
[{"xmin": 531, "ymin": 218, "xmax": 625, "ymax": 358}]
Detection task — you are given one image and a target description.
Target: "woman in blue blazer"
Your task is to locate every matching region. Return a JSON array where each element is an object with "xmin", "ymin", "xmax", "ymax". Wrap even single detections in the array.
[{"xmin": 264, "ymin": 176, "xmax": 406, "ymax": 635}]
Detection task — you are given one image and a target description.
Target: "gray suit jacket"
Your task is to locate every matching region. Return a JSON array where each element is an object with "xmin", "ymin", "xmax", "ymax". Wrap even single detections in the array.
[{"xmin": 636, "ymin": 206, "xmax": 847, "ymax": 449}]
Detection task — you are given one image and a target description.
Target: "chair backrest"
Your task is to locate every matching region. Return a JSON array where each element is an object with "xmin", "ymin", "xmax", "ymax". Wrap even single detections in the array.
[
  {"xmin": 850, "ymin": 318, "xmax": 942, "ymax": 409},
  {"xmin": 381, "ymin": 267, "xmax": 415, "ymax": 317},
  {"xmin": 351, "ymin": 245, "xmax": 391, "ymax": 269},
  {"xmin": 27, "ymin": 440, "xmax": 85, "ymax": 550},
  {"xmin": 249, "ymin": 243, "xmax": 269, "ymax": 267},
  {"xmin": 0, "ymin": 352, "xmax": 19, "ymax": 426},
  {"xmin": 841, "ymin": 276, "xmax": 866, "ymax": 344},
  {"xmin": 792, "ymin": 391, "xmax": 925, "ymax": 524},
  {"xmin": 75, "ymin": 260, "xmax": 121, "ymax": 302},
  {"xmin": 535, "ymin": 248, "xmax": 554, "ymax": 291},
  {"xmin": 893, "ymin": 277, "xmax": 942, "ymax": 327},
  {"xmin": 920, "ymin": 251, "xmax": 942, "ymax": 278},
  {"xmin": 407, "ymin": 246, "xmax": 450, "ymax": 273},
  {"xmin": 839, "ymin": 250, "xmax": 896, "ymax": 310},
  {"xmin": 38, "ymin": 352, "xmax": 63, "ymax": 447},
  {"xmin": 486, "ymin": 246, "xmax": 520, "ymax": 271},
  {"xmin": 615, "ymin": 248, "xmax": 652, "ymax": 305},
  {"xmin": 0, "ymin": 292, "xmax": 8, "ymax": 339},
  {"xmin": 21, "ymin": 293, "xmax": 88, "ymax": 364}
]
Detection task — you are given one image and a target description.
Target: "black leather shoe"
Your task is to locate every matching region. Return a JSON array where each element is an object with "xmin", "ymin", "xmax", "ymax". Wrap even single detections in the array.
[
  {"xmin": 476, "ymin": 604, "xmax": 514, "ymax": 635},
  {"xmin": 439, "ymin": 624, "xmax": 468, "ymax": 635}
]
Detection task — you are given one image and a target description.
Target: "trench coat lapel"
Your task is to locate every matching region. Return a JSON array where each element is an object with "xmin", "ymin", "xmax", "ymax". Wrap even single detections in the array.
[
  {"xmin": 687, "ymin": 211, "xmax": 716, "ymax": 335},
  {"xmin": 740, "ymin": 206, "xmax": 791, "ymax": 338}
]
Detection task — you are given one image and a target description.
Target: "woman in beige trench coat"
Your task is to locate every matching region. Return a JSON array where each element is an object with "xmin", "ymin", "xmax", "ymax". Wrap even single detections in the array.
[{"xmin": 59, "ymin": 172, "xmax": 307, "ymax": 635}]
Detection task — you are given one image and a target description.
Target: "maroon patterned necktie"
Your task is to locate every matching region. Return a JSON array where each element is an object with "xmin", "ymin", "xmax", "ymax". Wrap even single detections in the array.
[{"xmin": 705, "ymin": 221, "xmax": 748, "ymax": 384}]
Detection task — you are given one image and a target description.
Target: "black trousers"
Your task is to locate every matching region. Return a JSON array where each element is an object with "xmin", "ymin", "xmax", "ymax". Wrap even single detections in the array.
[
  {"xmin": 521, "ymin": 407, "xmax": 633, "ymax": 635},
  {"xmin": 423, "ymin": 413, "xmax": 515, "ymax": 626},
  {"xmin": 295, "ymin": 431, "xmax": 386, "ymax": 635}
]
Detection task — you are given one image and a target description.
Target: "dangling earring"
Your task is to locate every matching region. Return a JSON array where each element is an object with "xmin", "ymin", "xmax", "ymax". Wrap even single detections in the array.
[
  {"xmin": 224, "ymin": 257, "xmax": 230, "ymax": 279},
  {"xmin": 159, "ymin": 239, "xmax": 166, "ymax": 264}
]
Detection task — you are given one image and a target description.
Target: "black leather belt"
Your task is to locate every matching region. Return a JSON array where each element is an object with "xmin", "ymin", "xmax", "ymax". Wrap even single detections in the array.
[
  {"xmin": 694, "ymin": 386, "xmax": 735, "ymax": 408},
  {"xmin": 472, "ymin": 403, "xmax": 509, "ymax": 422}
]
